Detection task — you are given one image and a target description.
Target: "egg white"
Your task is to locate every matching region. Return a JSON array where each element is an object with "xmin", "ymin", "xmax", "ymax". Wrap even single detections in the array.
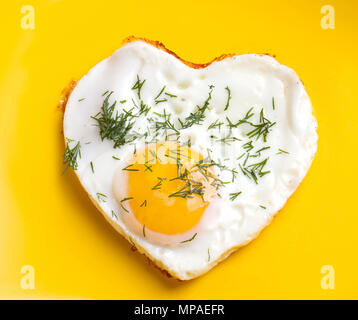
[{"xmin": 63, "ymin": 39, "xmax": 317, "ymax": 280}]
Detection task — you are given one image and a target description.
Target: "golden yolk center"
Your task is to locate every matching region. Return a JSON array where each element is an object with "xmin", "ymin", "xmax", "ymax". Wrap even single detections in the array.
[{"xmin": 123, "ymin": 142, "xmax": 216, "ymax": 235}]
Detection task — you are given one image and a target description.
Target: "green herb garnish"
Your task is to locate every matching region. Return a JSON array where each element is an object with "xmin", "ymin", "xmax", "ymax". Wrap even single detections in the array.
[
  {"xmin": 111, "ymin": 210, "xmax": 118, "ymax": 220},
  {"xmin": 122, "ymin": 164, "xmax": 139, "ymax": 171},
  {"xmin": 246, "ymin": 109, "xmax": 276, "ymax": 142},
  {"xmin": 229, "ymin": 191, "xmax": 242, "ymax": 201},
  {"xmin": 179, "ymin": 85, "xmax": 214, "ymax": 129},
  {"xmin": 90, "ymin": 161, "xmax": 94, "ymax": 173},
  {"xmin": 96, "ymin": 193, "xmax": 107, "ymax": 202},
  {"xmin": 224, "ymin": 86, "xmax": 232, "ymax": 111},
  {"xmin": 180, "ymin": 233, "xmax": 197, "ymax": 243},
  {"xmin": 63, "ymin": 138, "xmax": 81, "ymax": 173},
  {"xmin": 131, "ymin": 75, "xmax": 146, "ymax": 99},
  {"xmin": 277, "ymin": 148, "xmax": 289, "ymax": 155},
  {"xmin": 91, "ymin": 91, "xmax": 136, "ymax": 149}
]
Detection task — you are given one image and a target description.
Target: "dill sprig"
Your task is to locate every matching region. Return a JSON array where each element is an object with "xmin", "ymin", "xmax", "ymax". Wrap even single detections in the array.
[
  {"xmin": 155, "ymin": 99, "xmax": 167, "ymax": 105},
  {"xmin": 154, "ymin": 85, "xmax": 166, "ymax": 100},
  {"xmin": 122, "ymin": 164, "xmax": 139, "ymax": 172},
  {"xmin": 150, "ymin": 109, "xmax": 179, "ymax": 135},
  {"xmin": 180, "ymin": 233, "xmax": 197, "ymax": 243},
  {"xmin": 121, "ymin": 197, "xmax": 133, "ymax": 202},
  {"xmin": 208, "ymin": 119, "xmax": 224, "ymax": 130},
  {"xmin": 120, "ymin": 203, "xmax": 129, "ymax": 213},
  {"xmin": 179, "ymin": 85, "xmax": 214, "ymax": 129},
  {"xmin": 256, "ymin": 146, "xmax": 270, "ymax": 154},
  {"xmin": 242, "ymin": 141, "xmax": 254, "ymax": 152},
  {"xmin": 63, "ymin": 138, "xmax": 81, "ymax": 172},
  {"xmin": 215, "ymin": 134, "xmax": 241, "ymax": 145},
  {"xmin": 277, "ymin": 148, "xmax": 289, "ymax": 155},
  {"xmin": 224, "ymin": 86, "xmax": 232, "ymax": 111},
  {"xmin": 229, "ymin": 191, "xmax": 242, "ymax": 201},
  {"xmin": 96, "ymin": 193, "xmax": 107, "ymax": 202},
  {"xmin": 131, "ymin": 75, "xmax": 146, "ymax": 99},
  {"xmin": 111, "ymin": 210, "xmax": 118, "ymax": 220},
  {"xmin": 169, "ymin": 179, "xmax": 204, "ymax": 199},
  {"xmin": 246, "ymin": 109, "xmax": 276, "ymax": 142},
  {"xmin": 247, "ymin": 157, "xmax": 270, "ymax": 178},
  {"xmin": 91, "ymin": 92, "xmax": 136, "ymax": 149},
  {"xmin": 165, "ymin": 92, "xmax": 177, "ymax": 98},
  {"xmin": 90, "ymin": 161, "xmax": 94, "ymax": 173},
  {"xmin": 152, "ymin": 177, "xmax": 166, "ymax": 190},
  {"xmin": 137, "ymin": 100, "xmax": 151, "ymax": 116},
  {"xmin": 226, "ymin": 107, "xmax": 254, "ymax": 128},
  {"xmin": 154, "ymin": 85, "xmax": 167, "ymax": 105}
]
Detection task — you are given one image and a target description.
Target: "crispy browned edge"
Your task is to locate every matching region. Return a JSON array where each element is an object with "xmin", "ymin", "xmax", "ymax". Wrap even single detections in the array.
[{"xmin": 59, "ymin": 36, "xmax": 279, "ymax": 280}]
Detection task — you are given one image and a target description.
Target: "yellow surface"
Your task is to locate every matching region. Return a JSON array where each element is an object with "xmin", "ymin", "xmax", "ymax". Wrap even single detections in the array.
[{"xmin": 0, "ymin": 0, "xmax": 357, "ymax": 299}]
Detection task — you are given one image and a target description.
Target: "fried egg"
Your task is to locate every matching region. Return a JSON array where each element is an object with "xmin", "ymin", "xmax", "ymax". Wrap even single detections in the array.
[{"xmin": 63, "ymin": 37, "xmax": 317, "ymax": 280}]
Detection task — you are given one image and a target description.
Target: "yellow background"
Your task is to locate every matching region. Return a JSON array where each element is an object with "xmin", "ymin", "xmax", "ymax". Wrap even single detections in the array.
[{"xmin": 0, "ymin": 0, "xmax": 357, "ymax": 299}]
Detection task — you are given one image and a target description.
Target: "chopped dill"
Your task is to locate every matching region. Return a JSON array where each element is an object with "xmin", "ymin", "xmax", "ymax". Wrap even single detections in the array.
[
  {"xmin": 215, "ymin": 134, "xmax": 241, "ymax": 145},
  {"xmin": 224, "ymin": 86, "xmax": 232, "ymax": 111},
  {"xmin": 180, "ymin": 233, "xmax": 197, "ymax": 243},
  {"xmin": 120, "ymin": 203, "xmax": 129, "ymax": 213},
  {"xmin": 208, "ymin": 119, "xmax": 224, "ymax": 130},
  {"xmin": 155, "ymin": 99, "xmax": 167, "ymax": 105},
  {"xmin": 122, "ymin": 164, "xmax": 139, "ymax": 171},
  {"xmin": 150, "ymin": 109, "xmax": 179, "ymax": 135},
  {"xmin": 90, "ymin": 161, "xmax": 94, "ymax": 173},
  {"xmin": 131, "ymin": 75, "xmax": 146, "ymax": 99},
  {"xmin": 179, "ymin": 85, "xmax": 214, "ymax": 129},
  {"xmin": 226, "ymin": 107, "xmax": 254, "ymax": 128},
  {"xmin": 154, "ymin": 85, "xmax": 166, "ymax": 100},
  {"xmin": 140, "ymin": 200, "xmax": 147, "ymax": 207},
  {"xmin": 91, "ymin": 91, "xmax": 136, "ymax": 149},
  {"xmin": 63, "ymin": 138, "xmax": 81, "ymax": 173},
  {"xmin": 111, "ymin": 210, "xmax": 118, "ymax": 220},
  {"xmin": 229, "ymin": 192, "xmax": 242, "ymax": 201},
  {"xmin": 246, "ymin": 109, "xmax": 276, "ymax": 142},
  {"xmin": 96, "ymin": 193, "xmax": 107, "ymax": 202},
  {"xmin": 247, "ymin": 157, "xmax": 270, "ymax": 178},
  {"xmin": 242, "ymin": 141, "xmax": 254, "ymax": 152},
  {"xmin": 277, "ymin": 148, "xmax": 289, "ymax": 155},
  {"xmin": 165, "ymin": 92, "xmax": 177, "ymax": 98},
  {"xmin": 152, "ymin": 177, "xmax": 165, "ymax": 190},
  {"xmin": 256, "ymin": 146, "xmax": 270, "ymax": 154}
]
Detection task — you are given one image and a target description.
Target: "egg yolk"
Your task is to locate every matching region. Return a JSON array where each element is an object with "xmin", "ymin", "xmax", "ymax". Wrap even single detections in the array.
[{"xmin": 121, "ymin": 142, "xmax": 217, "ymax": 235}]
